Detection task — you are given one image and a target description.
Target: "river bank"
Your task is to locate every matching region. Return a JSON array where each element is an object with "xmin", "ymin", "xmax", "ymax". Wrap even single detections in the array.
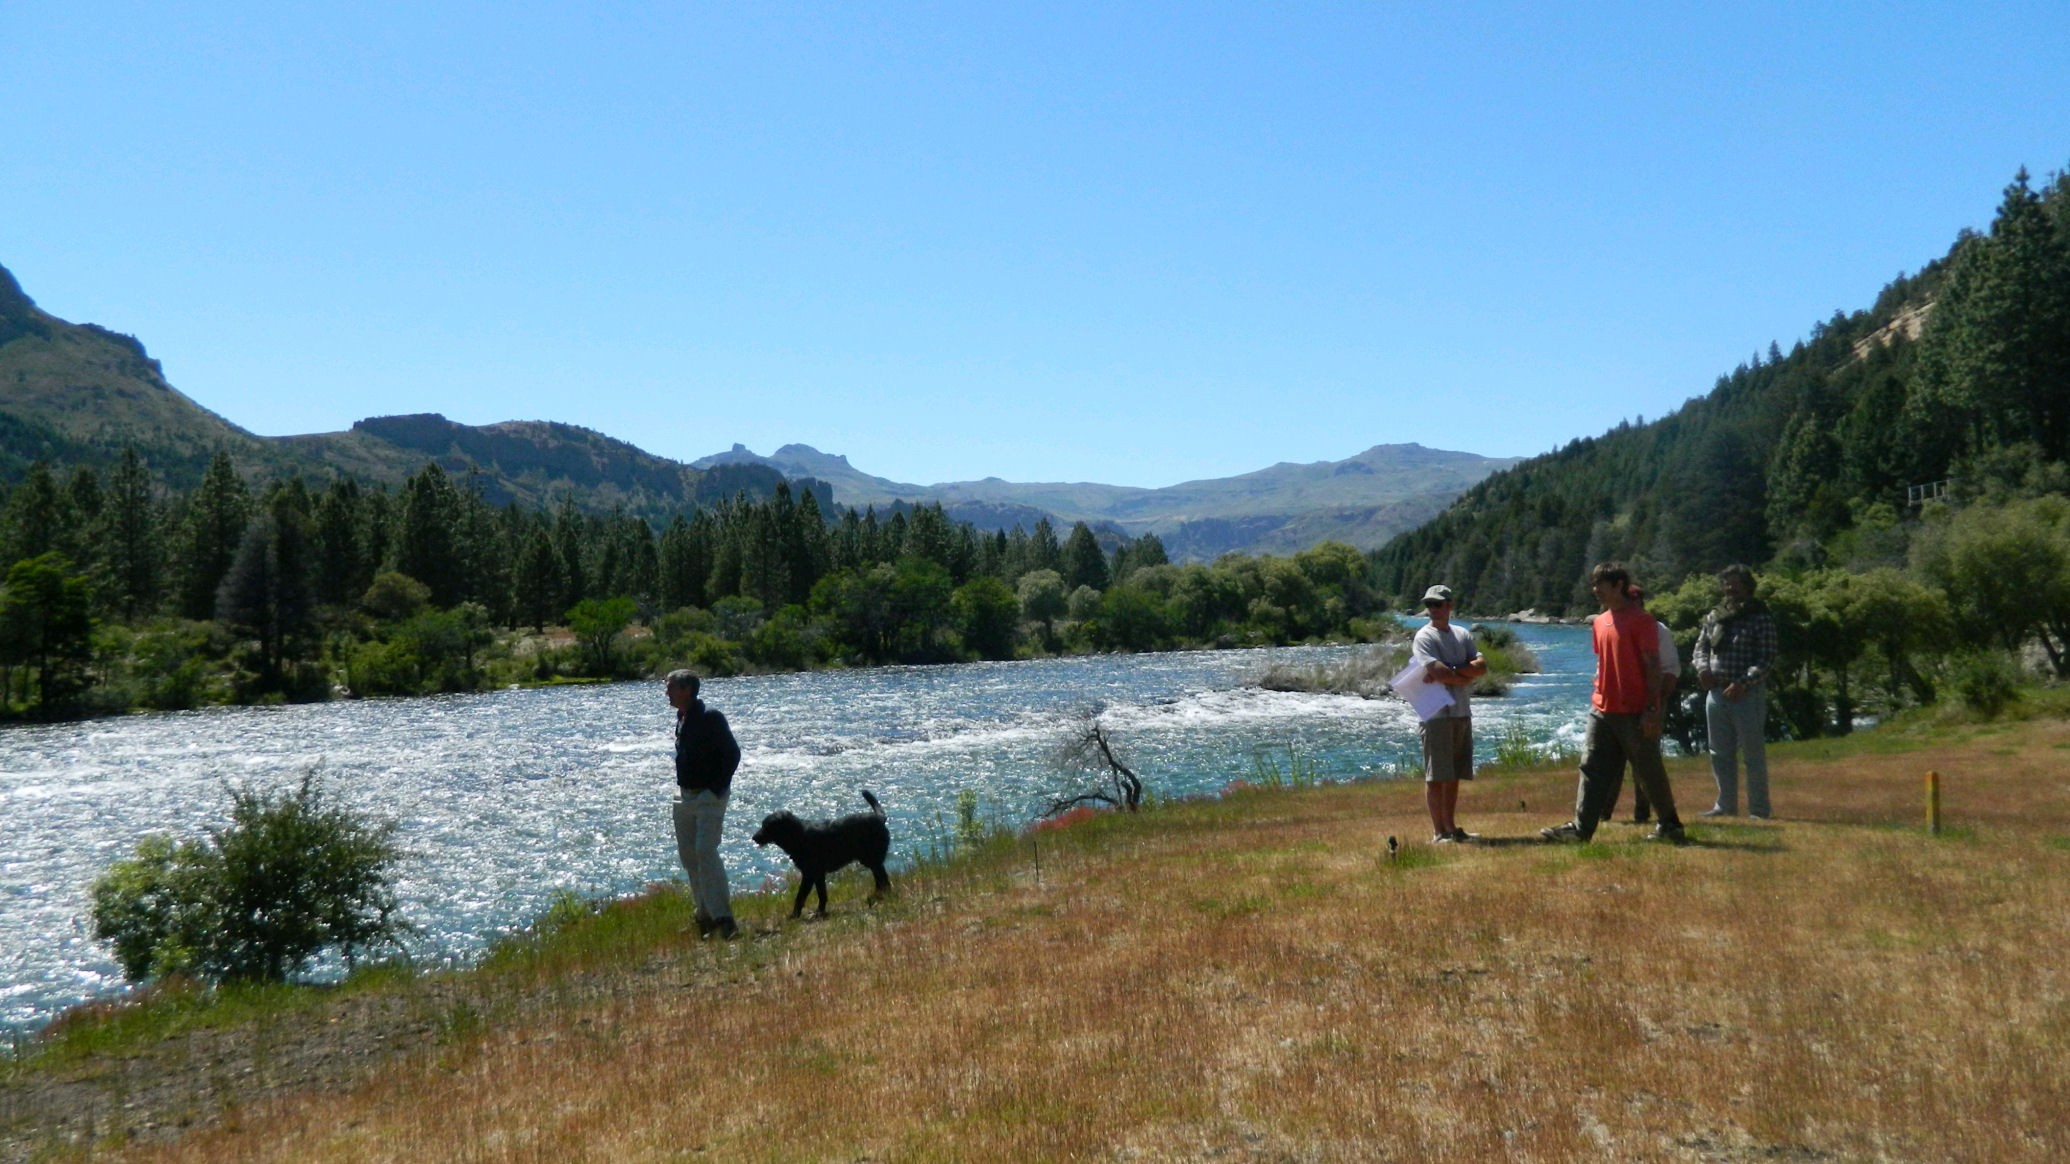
[{"xmin": 6, "ymin": 705, "xmax": 2066, "ymax": 1161}]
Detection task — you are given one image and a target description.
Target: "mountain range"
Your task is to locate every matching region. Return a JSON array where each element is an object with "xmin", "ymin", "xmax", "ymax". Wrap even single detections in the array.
[
  {"xmin": 2, "ymin": 260, "xmax": 1514, "ymax": 558},
  {"xmin": 696, "ymin": 441, "xmax": 1517, "ymax": 559}
]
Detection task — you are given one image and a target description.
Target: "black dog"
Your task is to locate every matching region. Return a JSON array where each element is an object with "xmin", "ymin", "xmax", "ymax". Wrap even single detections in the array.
[{"xmin": 751, "ymin": 790, "xmax": 892, "ymax": 918}]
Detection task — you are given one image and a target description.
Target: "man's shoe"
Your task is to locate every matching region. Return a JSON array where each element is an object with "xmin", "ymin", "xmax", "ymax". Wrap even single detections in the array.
[
  {"xmin": 1433, "ymin": 832, "xmax": 1456, "ymax": 844},
  {"xmin": 1645, "ymin": 826, "xmax": 1690, "ymax": 845},
  {"xmin": 714, "ymin": 917, "xmax": 740, "ymax": 940},
  {"xmin": 1698, "ymin": 807, "xmax": 1730, "ymax": 818},
  {"xmin": 1631, "ymin": 813, "xmax": 1651, "ymax": 824},
  {"xmin": 1749, "ymin": 812, "xmax": 1772, "ymax": 821},
  {"xmin": 692, "ymin": 913, "xmax": 716, "ymax": 939},
  {"xmin": 1449, "ymin": 828, "xmax": 1476, "ymax": 843},
  {"xmin": 1540, "ymin": 822, "xmax": 1587, "ymax": 843}
]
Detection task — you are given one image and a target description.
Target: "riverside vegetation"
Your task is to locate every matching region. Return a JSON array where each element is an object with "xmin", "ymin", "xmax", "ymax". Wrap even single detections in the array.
[
  {"xmin": 4, "ymin": 695, "xmax": 2066, "ymax": 1161},
  {"xmin": 0, "ymin": 451, "xmax": 1402, "ymax": 720}
]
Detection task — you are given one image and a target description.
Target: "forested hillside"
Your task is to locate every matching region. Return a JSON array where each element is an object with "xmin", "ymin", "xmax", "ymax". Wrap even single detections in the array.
[{"xmin": 1372, "ymin": 167, "xmax": 2070, "ymax": 616}]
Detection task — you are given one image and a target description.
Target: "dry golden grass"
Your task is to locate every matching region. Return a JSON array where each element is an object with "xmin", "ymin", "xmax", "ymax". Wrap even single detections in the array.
[{"xmin": 85, "ymin": 718, "xmax": 2070, "ymax": 1161}]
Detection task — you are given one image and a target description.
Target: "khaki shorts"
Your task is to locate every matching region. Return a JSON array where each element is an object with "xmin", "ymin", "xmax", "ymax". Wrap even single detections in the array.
[{"xmin": 1421, "ymin": 716, "xmax": 1474, "ymax": 783}]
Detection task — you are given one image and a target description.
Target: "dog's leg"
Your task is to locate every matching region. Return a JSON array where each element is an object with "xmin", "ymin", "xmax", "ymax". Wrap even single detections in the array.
[
  {"xmin": 866, "ymin": 861, "xmax": 890, "ymax": 898},
  {"xmin": 812, "ymin": 874, "xmax": 831, "ymax": 916},
  {"xmin": 791, "ymin": 877, "xmax": 813, "ymax": 919}
]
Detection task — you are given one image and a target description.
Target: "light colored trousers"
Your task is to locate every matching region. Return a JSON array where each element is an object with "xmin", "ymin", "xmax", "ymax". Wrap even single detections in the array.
[
  {"xmin": 1705, "ymin": 689, "xmax": 1771, "ymax": 816},
  {"xmin": 672, "ymin": 790, "xmax": 732, "ymax": 923}
]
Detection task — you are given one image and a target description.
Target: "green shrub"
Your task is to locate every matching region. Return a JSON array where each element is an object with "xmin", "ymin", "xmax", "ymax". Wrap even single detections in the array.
[
  {"xmin": 1944, "ymin": 650, "xmax": 2028, "ymax": 719},
  {"xmin": 344, "ymin": 638, "xmax": 423, "ymax": 696},
  {"xmin": 90, "ymin": 771, "xmax": 412, "ymax": 984}
]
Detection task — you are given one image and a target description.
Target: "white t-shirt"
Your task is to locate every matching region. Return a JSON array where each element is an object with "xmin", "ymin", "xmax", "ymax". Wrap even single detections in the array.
[{"xmin": 1411, "ymin": 622, "xmax": 1478, "ymax": 720}]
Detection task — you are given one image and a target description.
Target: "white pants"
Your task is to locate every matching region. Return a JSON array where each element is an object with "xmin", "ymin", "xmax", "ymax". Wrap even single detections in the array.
[{"xmin": 671, "ymin": 790, "xmax": 732, "ymax": 922}]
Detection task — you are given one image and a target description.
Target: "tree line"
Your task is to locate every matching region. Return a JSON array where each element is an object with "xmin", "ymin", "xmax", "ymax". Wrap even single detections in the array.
[{"xmin": 0, "ymin": 451, "xmax": 1402, "ymax": 718}]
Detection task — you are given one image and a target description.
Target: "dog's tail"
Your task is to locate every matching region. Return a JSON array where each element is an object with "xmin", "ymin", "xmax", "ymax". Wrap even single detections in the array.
[{"xmin": 861, "ymin": 789, "xmax": 883, "ymax": 817}]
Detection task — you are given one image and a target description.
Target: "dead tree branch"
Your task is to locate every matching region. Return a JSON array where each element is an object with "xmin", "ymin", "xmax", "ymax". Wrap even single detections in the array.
[{"xmin": 1046, "ymin": 719, "xmax": 1144, "ymax": 815}]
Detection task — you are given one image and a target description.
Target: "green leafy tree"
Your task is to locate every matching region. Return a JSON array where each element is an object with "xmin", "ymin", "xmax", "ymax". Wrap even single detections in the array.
[
  {"xmin": 89, "ymin": 771, "xmax": 409, "ymax": 983},
  {"xmin": 1912, "ymin": 495, "xmax": 2070, "ymax": 674},
  {"xmin": 891, "ymin": 558, "xmax": 955, "ymax": 660},
  {"xmin": 360, "ymin": 570, "xmax": 432, "ymax": 622},
  {"xmin": 814, "ymin": 565, "xmax": 898, "ymax": 663},
  {"xmin": 0, "ymin": 552, "xmax": 95, "ymax": 711},
  {"xmin": 566, "ymin": 595, "xmax": 638, "ymax": 677},
  {"xmin": 953, "ymin": 574, "xmax": 1022, "ymax": 660},
  {"xmin": 1016, "ymin": 568, "xmax": 1067, "ymax": 649},
  {"xmin": 1089, "ymin": 584, "xmax": 1171, "ymax": 652}
]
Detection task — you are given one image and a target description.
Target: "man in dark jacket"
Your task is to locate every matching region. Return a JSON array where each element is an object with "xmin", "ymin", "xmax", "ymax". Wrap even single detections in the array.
[{"xmin": 666, "ymin": 670, "xmax": 742, "ymax": 939}]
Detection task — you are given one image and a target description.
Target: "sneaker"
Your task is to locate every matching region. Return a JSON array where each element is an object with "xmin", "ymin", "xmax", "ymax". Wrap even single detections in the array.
[
  {"xmin": 1540, "ymin": 822, "xmax": 1587, "ymax": 843},
  {"xmin": 714, "ymin": 917, "xmax": 740, "ymax": 941},
  {"xmin": 1449, "ymin": 828, "xmax": 1476, "ymax": 843},
  {"xmin": 692, "ymin": 913, "xmax": 716, "ymax": 939},
  {"xmin": 1748, "ymin": 812, "xmax": 1771, "ymax": 821},
  {"xmin": 1698, "ymin": 807, "xmax": 1731, "ymax": 818},
  {"xmin": 1433, "ymin": 832, "xmax": 1456, "ymax": 844},
  {"xmin": 1631, "ymin": 813, "xmax": 1652, "ymax": 824},
  {"xmin": 1645, "ymin": 826, "xmax": 1690, "ymax": 845}
]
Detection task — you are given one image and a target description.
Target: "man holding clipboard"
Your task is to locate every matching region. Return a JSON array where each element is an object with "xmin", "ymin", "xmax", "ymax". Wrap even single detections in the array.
[{"xmin": 1395, "ymin": 584, "xmax": 1487, "ymax": 843}]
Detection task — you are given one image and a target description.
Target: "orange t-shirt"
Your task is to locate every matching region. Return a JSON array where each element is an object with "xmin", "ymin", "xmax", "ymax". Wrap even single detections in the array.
[{"xmin": 1591, "ymin": 605, "xmax": 1659, "ymax": 715}]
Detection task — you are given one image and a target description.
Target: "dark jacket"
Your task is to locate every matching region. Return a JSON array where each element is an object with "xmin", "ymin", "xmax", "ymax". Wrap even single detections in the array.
[{"xmin": 675, "ymin": 699, "xmax": 742, "ymax": 797}]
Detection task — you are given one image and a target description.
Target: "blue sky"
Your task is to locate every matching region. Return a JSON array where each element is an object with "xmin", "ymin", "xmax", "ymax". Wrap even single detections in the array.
[{"xmin": 3, "ymin": 3, "xmax": 2066, "ymax": 488}]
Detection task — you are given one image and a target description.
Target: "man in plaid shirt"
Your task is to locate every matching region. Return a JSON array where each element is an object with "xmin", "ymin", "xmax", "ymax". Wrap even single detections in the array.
[{"xmin": 1691, "ymin": 564, "xmax": 1779, "ymax": 818}]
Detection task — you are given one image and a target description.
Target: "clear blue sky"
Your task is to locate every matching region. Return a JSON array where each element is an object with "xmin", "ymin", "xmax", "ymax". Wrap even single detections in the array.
[{"xmin": 3, "ymin": 3, "xmax": 2066, "ymax": 488}]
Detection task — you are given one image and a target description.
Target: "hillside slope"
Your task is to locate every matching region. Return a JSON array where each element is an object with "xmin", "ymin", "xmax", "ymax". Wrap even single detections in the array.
[
  {"xmin": 1373, "ymin": 167, "xmax": 2070, "ymax": 614},
  {"xmin": 0, "ymin": 263, "xmax": 804, "ymax": 516}
]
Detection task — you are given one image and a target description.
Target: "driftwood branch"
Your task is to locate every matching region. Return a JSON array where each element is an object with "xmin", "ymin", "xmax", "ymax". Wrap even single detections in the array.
[{"xmin": 1047, "ymin": 720, "xmax": 1144, "ymax": 815}]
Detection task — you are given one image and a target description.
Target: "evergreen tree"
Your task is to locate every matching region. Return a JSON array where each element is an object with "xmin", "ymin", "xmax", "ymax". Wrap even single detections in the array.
[
  {"xmin": 312, "ymin": 478, "xmax": 369, "ymax": 608},
  {"xmin": 659, "ymin": 511, "xmax": 713, "ymax": 611},
  {"xmin": 1029, "ymin": 517, "xmax": 1062, "ymax": 574},
  {"xmin": 394, "ymin": 464, "xmax": 464, "ymax": 606},
  {"xmin": 512, "ymin": 526, "xmax": 564, "ymax": 632},
  {"xmin": 1061, "ymin": 522, "xmax": 1110, "ymax": 592},
  {"xmin": 98, "ymin": 447, "xmax": 162, "ymax": 620},
  {"xmin": 2, "ymin": 461, "xmax": 64, "ymax": 566},
  {"xmin": 215, "ymin": 497, "xmax": 317, "ymax": 685},
  {"xmin": 175, "ymin": 453, "xmax": 251, "ymax": 620},
  {"xmin": 552, "ymin": 499, "xmax": 588, "ymax": 609},
  {"xmin": 1915, "ymin": 169, "xmax": 2070, "ymax": 461}
]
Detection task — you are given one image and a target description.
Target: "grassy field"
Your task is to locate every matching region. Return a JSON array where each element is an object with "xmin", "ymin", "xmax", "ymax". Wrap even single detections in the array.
[{"xmin": 8, "ymin": 711, "xmax": 2070, "ymax": 1162}]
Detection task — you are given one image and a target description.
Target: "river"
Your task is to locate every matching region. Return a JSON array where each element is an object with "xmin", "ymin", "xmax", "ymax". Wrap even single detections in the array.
[{"xmin": 1, "ymin": 622, "xmax": 1594, "ymax": 1034}]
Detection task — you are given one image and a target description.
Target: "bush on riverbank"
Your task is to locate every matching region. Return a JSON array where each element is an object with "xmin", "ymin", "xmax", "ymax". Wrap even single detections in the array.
[{"xmin": 89, "ymin": 772, "xmax": 411, "ymax": 985}]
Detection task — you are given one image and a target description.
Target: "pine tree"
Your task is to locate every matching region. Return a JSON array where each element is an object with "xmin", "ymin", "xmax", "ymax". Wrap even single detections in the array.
[
  {"xmin": 215, "ymin": 496, "xmax": 317, "ymax": 685},
  {"xmin": 2, "ymin": 461, "xmax": 64, "ymax": 566},
  {"xmin": 512, "ymin": 526, "xmax": 564, "ymax": 632},
  {"xmin": 98, "ymin": 447, "xmax": 162, "ymax": 619},
  {"xmin": 313, "ymin": 478, "xmax": 369, "ymax": 608},
  {"xmin": 1061, "ymin": 522, "xmax": 1110, "ymax": 592},
  {"xmin": 394, "ymin": 464, "xmax": 463, "ymax": 606},
  {"xmin": 175, "ymin": 453, "xmax": 251, "ymax": 619}
]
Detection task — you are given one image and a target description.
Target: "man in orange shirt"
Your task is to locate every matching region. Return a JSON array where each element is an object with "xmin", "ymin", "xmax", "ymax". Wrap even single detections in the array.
[{"xmin": 1542, "ymin": 562, "xmax": 1687, "ymax": 844}]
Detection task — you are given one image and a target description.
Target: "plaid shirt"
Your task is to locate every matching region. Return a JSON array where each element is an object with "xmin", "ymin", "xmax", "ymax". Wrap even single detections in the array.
[{"xmin": 1691, "ymin": 603, "xmax": 1778, "ymax": 690}]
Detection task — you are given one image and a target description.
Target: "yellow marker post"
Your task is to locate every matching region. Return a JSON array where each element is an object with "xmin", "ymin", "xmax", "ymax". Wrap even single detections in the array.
[{"xmin": 1926, "ymin": 770, "xmax": 1941, "ymax": 836}]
